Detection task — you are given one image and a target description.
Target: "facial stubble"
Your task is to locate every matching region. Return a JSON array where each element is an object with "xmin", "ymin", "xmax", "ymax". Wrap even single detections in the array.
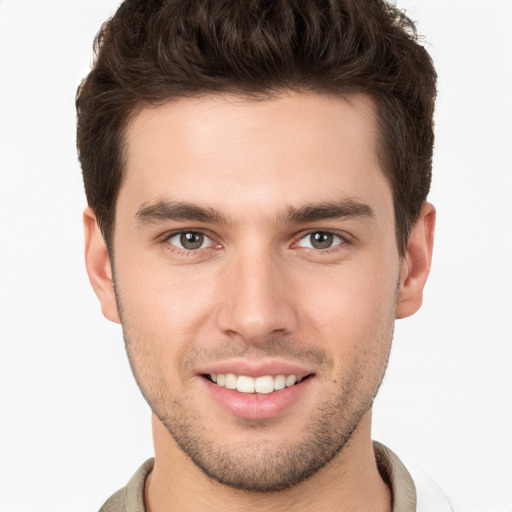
[{"xmin": 114, "ymin": 275, "xmax": 397, "ymax": 492}]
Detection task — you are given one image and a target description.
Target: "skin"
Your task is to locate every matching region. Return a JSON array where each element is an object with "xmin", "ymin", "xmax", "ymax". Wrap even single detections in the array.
[{"xmin": 84, "ymin": 92, "xmax": 435, "ymax": 512}]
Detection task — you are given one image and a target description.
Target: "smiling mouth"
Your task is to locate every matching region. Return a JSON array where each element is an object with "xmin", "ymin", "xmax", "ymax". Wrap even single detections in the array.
[{"xmin": 204, "ymin": 373, "xmax": 311, "ymax": 395}]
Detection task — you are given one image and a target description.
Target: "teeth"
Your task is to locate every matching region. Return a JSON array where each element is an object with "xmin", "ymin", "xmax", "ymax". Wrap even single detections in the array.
[
  {"xmin": 285, "ymin": 375, "xmax": 297, "ymax": 387},
  {"xmin": 255, "ymin": 375, "xmax": 274, "ymax": 394},
  {"xmin": 225, "ymin": 373, "xmax": 237, "ymax": 390},
  {"xmin": 237, "ymin": 375, "xmax": 255, "ymax": 393},
  {"xmin": 210, "ymin": 373, "xmax": 305, "ymax": 394},
  {"xmin": 274, "ymin": 374, "xmax": 286, "ymax": 390}
]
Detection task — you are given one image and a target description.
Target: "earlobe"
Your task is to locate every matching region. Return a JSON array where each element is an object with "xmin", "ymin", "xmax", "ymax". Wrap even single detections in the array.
[
  {"xmin": 83, "ymin": 207, "xmax": 121, "ymax": 324},
  {"xmin": 395, "ymin": 202, "xmax": 436, "ymax": 319}
]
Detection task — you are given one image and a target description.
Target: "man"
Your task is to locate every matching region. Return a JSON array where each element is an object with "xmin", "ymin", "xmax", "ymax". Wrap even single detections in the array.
[{"xmin": 76, "ymin": 0, "xmax": 451, "ymax": 510}]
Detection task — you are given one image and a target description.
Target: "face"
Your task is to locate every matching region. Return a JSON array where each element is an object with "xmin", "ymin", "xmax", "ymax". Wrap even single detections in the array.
[{"xmin": 85, "ymin": 92, "xmax": 433, "ymax": 491}]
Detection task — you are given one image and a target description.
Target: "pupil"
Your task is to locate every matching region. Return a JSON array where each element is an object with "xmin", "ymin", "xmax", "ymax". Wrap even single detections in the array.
[
  {"xmin": 180, "ymin": 232, "xmax": 203, "ymax": 250},
  {"xmin": 311, "ymin": 232, "xmax": 333, "ymax": 249}
]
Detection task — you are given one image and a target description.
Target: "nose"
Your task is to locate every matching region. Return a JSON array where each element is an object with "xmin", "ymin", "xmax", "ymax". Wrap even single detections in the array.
[{"xmin": 216, "ymin": 249, "xmax": 299, "ymax": 345}]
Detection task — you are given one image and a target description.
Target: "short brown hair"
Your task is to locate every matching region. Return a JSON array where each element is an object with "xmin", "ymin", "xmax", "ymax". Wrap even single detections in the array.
[{"xmin": 76, "ymin": 0, "xmax": 436, "ymax": 255}]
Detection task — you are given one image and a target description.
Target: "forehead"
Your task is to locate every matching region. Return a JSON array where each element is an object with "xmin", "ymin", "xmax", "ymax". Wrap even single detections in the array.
[{"xmin": 119, "ymin": 92, "xmax": 392, "ymax": 222}]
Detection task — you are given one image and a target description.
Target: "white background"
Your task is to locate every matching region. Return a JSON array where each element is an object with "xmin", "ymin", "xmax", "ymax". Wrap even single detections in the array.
[{"xmin": 0, "ymin": 1, "xmax": 511, "ymax": 511}]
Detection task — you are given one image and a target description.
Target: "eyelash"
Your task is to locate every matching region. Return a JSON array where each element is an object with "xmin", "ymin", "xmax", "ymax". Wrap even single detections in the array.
[
  {"xmin": 161, "ymin": 229, "xmax": 351, "ymax": 256},
  {"xmin": 162, "ymin": 230, "xmax": 219, "ymax": 256},
  {"xmin": 291, "ymin": 230, "xmax": 349, "ymax": 255}
]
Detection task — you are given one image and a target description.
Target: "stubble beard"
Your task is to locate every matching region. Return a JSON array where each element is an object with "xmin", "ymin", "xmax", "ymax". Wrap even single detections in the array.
[
  {"xmin": 155, "ymin": 373, "xmax": 382, "ymax": 492},
  {"xmin": 121, "ymin": 331, "xmax": 393, "ymax": 492},
  {"xmin": 115, "ymin": 272, "xmax": 397, "ymax": 492}
]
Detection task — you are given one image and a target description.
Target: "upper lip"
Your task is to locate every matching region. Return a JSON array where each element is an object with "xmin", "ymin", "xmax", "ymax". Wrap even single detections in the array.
[{"xmin": 197, "ymin": 359, "xmax": 314, "ymax": 379}]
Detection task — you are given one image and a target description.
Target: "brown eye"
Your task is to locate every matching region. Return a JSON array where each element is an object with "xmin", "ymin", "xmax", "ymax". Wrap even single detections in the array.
[
  {"xmin": 180, "ymin": 232, "xmax": 204, "ymax": 250},
  {"xmin": 168, "ymin": 231, "xmax": 209, "ymax": 250},
  {"xmin": 310, "ymin": 232, "xmax": 334, "ymax": 249},
  {"xmin": 296, "ymin": 231, "xmax": 343, "ymax": 250}
]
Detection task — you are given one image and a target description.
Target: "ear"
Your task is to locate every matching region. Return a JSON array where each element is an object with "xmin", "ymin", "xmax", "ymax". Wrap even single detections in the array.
[
  {"xmin": 395, "ymin": 202, "xmax": 436, "ymax": 319},
  {"xmin": 83, "ymin": 207, "xmax": 121, "ymax": 324}
]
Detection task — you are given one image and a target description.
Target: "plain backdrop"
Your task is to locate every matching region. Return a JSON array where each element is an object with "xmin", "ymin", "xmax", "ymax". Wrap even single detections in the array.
[{"xmin": 0, "ymin": 1, "xmax": 511, "ymax": 511}]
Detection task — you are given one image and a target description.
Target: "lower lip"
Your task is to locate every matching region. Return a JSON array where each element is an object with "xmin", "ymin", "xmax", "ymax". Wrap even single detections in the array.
[{"xmin": 202, "ymin": 377, "xmax": 313, "ymax": 420}]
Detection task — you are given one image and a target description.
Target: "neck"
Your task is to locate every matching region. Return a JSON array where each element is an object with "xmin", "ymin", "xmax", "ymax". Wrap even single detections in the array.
[{"xmin": 145, "ymin": 411, "xmax": 392, "ymax": 512}]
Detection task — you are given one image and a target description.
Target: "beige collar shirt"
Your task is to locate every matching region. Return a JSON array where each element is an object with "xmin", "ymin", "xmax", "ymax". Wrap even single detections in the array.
[{"xmin": 99, "ymin": 441, "xmax": 453, "ymax": 512}]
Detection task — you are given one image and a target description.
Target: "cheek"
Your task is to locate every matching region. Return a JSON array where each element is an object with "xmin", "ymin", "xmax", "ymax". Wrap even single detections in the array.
[
  {"xmin": 115, "ymin": 260, "xmax": 219, "ymax": 354},
  {"xmin": 116, "ymin": 271, "xmax": 213, "ymax": 402},
  {"xmin": 300, "ymin": 269, "xmax": 396, "ymax": 394},
  {"xmin": 294, "ymin": 259, "xmax": 399, "ymax": 353}
]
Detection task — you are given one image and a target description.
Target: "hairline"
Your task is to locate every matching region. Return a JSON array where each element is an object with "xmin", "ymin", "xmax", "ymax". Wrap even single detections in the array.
[{"xmin": 103, "ymin": 88, "xmax": 407, "ymax": 256}]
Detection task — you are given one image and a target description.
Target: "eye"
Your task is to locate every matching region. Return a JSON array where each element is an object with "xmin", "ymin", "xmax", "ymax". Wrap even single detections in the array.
[
  {"xmin": 167, "ymin": 231, "xmax": 213, "ymax": 251},
  {"xmin": 296, "ymin": 231, "xmax": 344, "ymax": 250}
]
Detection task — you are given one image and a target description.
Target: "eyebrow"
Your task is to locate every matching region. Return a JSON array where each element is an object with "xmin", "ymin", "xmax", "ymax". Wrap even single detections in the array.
[
  {"xmin": 136, "ymin": 201, "xmax": 230, "ymax": 225},
  {"xmin": 281, "ymin": 200, "xmax": 374, "ymax": 223},
  {"xmin": 135, "ymin": 199, "xmax": 374, "ymax": 226}
]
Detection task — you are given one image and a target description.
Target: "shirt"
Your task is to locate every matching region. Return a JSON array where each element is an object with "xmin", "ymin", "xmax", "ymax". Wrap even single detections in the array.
[{"xmin": 99, "ymin": 441, "xmax": 454, "ymax": 512}]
